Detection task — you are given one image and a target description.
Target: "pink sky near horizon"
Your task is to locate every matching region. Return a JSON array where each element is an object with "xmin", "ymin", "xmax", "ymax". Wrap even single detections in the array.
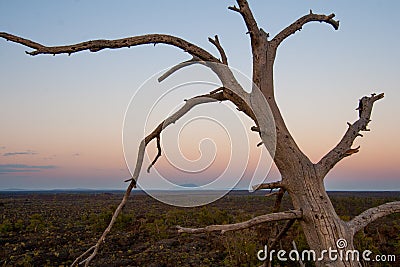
[{"xmin": 0, "ymin": 1, "xmax": 399, "ymax": 190}]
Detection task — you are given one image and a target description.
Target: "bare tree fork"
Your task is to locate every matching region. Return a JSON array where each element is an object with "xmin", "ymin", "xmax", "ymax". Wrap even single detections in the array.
[
  {"xmin": 125, "ymin": 90, "xmax": 227, "ymax": 182},
  {"xmin": 177, "ymin": 209, "xmax": 302, "ymax": 234},
  {"xmin": 316, "ymin": 93, "xmax": 384, "ymax": 177},
  {"xmin": 208, "ymin": 35, "xmax": 228, "ymax": 65},
  {"xmin": 252, "ymin": 181, "xmax": 284, "ymax": 191},
  {"xmin": 347, "ymin": 201, "xmax": 400, "ymax": 234}
]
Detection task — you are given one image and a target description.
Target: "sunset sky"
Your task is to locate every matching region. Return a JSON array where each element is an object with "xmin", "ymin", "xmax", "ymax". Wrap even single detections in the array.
[{"xmin": 0, "ymin": 1, "xmax": 399, "ymax": 191}]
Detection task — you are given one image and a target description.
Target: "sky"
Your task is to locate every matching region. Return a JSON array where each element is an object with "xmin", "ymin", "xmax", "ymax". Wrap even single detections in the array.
[{"xmin": 0, "ymin": 1, "xmax": 399, "ymax": 191}]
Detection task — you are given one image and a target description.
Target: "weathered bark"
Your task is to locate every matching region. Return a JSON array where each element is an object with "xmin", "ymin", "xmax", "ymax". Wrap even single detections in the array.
[
  {"xmin": 1, "ymin": 1, "xmax": 399, "ymax": 266},
  {"xmin": 286, "ymin": 166, "xmax": 356, "ymax": 266}
]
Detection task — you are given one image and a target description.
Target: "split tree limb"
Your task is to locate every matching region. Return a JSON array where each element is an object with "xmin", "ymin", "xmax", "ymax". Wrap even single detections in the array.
[
  {"xmin": 270, "ymin": 13, "xmax": 339, "ymax": 50},
  {"xmin": 0, "ymin": 32, "xmax": 220, "ymax": 62},
  {"xmin": 177, "ymin": 209, "xmax": 302, "ymax": 234},
  {"xmin": 347, "ymin": 201, "xmax": 400, "ymax": 234},
  {"xmin": 316, "ymin": 93, "xmax": 384, "ymax": 177},
  {"xmin": 208, "ymin": 35, "xmax": 228, "ymax": 65}
]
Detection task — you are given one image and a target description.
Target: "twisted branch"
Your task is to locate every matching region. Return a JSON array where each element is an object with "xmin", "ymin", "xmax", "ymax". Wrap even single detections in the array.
[
  {"xmin": 317, "ymin": 93, "xmax": 384, "ymax": 177},
  {"xmin": 177, "ymin": 209, "xmax": 302, "ymax": 234},
  {"xmin": 0, "ymin": 32, "xmax": 219, "ymax": 62}
]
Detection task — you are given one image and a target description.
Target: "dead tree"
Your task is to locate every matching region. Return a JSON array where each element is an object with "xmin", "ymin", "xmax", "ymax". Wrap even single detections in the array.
[{"xmin": 1, "ymin": 1, "xmax": 399, "ymax": 266}]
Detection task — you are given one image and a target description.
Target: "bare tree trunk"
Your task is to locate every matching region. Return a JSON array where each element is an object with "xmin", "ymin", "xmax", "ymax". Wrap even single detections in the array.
[{"xmin": 287, "ymin": 169, "xmax": 355, "ymax": 266}]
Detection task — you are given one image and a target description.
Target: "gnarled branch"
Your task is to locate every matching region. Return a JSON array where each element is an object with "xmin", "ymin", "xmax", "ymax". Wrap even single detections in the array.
[
  {"xmin": 177, "ymin": 209, "xmax": 302, "ymax": 234},
  {"xmin": 0, "ymin": 32, "xmax": 219, "ymax": 62},
  {"xmin": 347, "ymin": 201, "xmax": 400, "ymax": 234},
  {"xmin": 270, "ymin": 13, "xmax": 339, "ymax": 50},
  {"xmin": 316, "ymin": 93, "xmax": 384, "ymax": 177}
]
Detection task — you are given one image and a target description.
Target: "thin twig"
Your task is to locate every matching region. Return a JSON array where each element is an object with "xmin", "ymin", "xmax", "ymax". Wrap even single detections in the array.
[{"xmin": 147, "ymin": 135, "xmax": 162, "ymax": 173}]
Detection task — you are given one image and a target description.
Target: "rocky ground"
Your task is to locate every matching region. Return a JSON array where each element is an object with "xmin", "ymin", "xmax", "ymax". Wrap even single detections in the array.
[{"xmin": 0, "ymin": 191, "xmax": 399, "ymax": 266}]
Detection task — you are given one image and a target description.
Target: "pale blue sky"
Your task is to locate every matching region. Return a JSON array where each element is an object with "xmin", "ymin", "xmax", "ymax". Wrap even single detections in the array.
[{"xmin": 0, "ymin": 1, "xmax": 399, "ymax": 190}]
